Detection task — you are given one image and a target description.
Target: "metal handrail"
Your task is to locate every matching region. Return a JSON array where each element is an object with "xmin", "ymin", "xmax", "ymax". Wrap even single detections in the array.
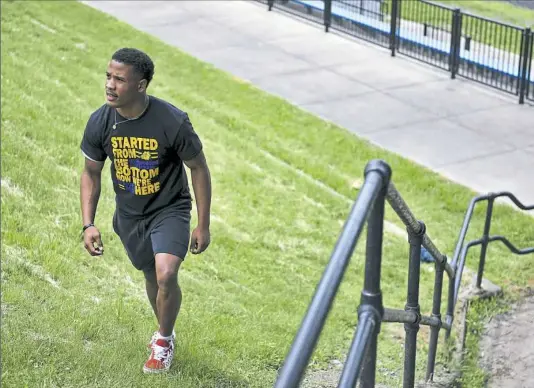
[
  {"xmin": 274, "ymin": 160, "xmax": 533, "ymax": 388},
  {"xmin": 274, "ymin": 160, "xmax": 391, "ymax": 388},
  {"xmin": 386, "ymin": 182, "xmax": 453, "ymax": 278},
  {"xmin": 446, "ymin": 191, "xmax": 534, "ymax": 336}
]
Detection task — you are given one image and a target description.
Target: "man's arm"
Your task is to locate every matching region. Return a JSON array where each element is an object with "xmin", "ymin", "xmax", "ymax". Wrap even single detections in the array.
[
  {"xmin": 184, "ymin": 150, "xmax": 212, "ymax": 253},
  {"xmin": 80, "ymin": 157, "xmax": 105, "ymax": 255}
]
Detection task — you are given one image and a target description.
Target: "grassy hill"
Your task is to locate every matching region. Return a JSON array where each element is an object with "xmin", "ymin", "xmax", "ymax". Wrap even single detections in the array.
[{"xmin": 1, "ymin": 1, "xmax": 533, "ymax": 387}]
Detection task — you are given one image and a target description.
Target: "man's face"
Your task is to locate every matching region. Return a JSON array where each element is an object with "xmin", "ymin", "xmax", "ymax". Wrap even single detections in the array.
[{"xmin": 105, "ymin": 60, "xmax": 143, "ymax": 108}]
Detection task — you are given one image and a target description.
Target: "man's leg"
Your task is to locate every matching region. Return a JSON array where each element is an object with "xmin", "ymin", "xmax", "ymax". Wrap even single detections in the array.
[
  {"xmin": 143, "ymin": 253, "xmax": 182, "ymax": 374},
  {"xmin": 113, "ymin": 211, "xmax": 161, "ymax": 325},
  {"xmin": 154, "ymin": 253, "xmax": 183, "ymax": 337},
  {"xmin": 143, "ymin": 209, "xmax": 190, "ymax": 373},
  {"xmin": 143, "ymin": 268, "xmax": 159, "ymax": 322}
]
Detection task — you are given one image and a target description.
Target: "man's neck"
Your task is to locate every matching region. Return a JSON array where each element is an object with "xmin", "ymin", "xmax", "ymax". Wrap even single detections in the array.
[{"xmin": 117, "ymin": 94, "xmax": 149, "ymax": 119}]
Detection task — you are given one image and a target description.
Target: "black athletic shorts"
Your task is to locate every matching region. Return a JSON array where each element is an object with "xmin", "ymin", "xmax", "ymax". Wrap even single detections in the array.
[{"xmin": 113, "ymin": 206, "xmax": 191, "ymax": 273}]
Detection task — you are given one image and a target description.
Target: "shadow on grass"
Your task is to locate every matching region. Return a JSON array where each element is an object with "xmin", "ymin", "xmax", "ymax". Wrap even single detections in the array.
[{"xmin": 139, "ymin": 350, "xmax": 257, "ymax": 388}]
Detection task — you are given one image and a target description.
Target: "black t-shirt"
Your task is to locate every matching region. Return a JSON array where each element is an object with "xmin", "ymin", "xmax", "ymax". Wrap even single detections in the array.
[{"xmin": 80, "ymin": 95, "xmax": 203, "ymax": 218}]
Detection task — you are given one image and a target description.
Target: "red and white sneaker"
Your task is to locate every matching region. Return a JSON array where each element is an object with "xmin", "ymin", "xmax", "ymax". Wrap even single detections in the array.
[
  {"xmin": 148, "ymin": 331, "xmax": 175, "ymax": 349},
  {"xmin": 143, "ymin": 338, "xmax": 174, "ymax": 373}
]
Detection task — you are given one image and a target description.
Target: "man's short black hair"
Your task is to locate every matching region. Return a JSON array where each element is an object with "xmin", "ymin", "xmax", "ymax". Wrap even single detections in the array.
[{"xmin": 112, "ymin": 48, "xmax": 155, "ymax": 86}]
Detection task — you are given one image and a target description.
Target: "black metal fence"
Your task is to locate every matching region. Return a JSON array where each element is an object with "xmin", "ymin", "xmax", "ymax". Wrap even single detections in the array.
[
  {"xmin": 394, "ymin": 0, "xmax": 454, "ymax": 71},
  {"xmin": 273, "ymin": 160, "xmax": 533, "ymax": 388},
  {"xmin": 528, "ymin": 36, "xmax": 534, "ymax": 101},
  {"xmin": 328, "ymin": 0, "xmax": 391, "ymax": 48},
  {"xmin": 269, "ymin": 0, "xmax": 325, "ymax": 26},
  {"xmin": 262, "ymin": 0, "xmax": 534, "ymax": 104}
]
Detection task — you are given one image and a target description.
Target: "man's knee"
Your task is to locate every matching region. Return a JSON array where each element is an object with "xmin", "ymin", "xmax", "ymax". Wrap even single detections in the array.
[
  {"xmin": 155, "ymin": 253, "xmax": 182, "ymax": 290},
  {"xmin": 144, "ymin": 267, "xmax": 158, "ymax": 285},
  {"xmin": 156, "ymin": 269, "xmax": 177, "ymax": 289}
]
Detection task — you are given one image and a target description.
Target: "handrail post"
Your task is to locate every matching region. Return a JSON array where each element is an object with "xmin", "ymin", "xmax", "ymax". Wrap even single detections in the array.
[
  {"xmin": 403, "ymin": 221, "xmax": 425, "ymax": 388},
  {"xmin": 356, "ymin": 162, "xmax": 391, "ymax": 388},
  {"xmin": 476, "ymin": 197, "xmax": 494, "ymax": 288},
  {"xmin": 426, "ymin": 254, "xmax": 447, "ymax": 381},
  {"xmin": 445, "ymin": 279, "xmax": 455, "ymax": 340}
]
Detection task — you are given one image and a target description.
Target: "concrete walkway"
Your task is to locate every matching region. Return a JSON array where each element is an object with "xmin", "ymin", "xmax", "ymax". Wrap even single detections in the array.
[
  {"xmin": 83, "ymin": 0, "xmax": 534, "ymax": 206},
  {"xmin": 481, "ymin": 294, "xmax": 534, "ymax": 388}
]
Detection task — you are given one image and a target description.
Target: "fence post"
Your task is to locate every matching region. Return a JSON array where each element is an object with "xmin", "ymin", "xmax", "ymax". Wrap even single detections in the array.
[
  {"xmin": 389, "ymin": 0, "xmax": 399, "ymax": 57},
  {"xmin": 519, "ymin": 28, "xmax": 532, "ymax": 105},
  {"xmin": 528, "ymin": 29, "xmax": 534, "ymax": 102},
  {"xmin": 268, "ymin": 0, "xmax": 274, "ymax": 11},
  {"xmin": 403, "ymin": 221, "xmax": 425, "ymax": 388},
  {"xmin": 476, "ymin": 198, "xmax": 494, "ymax": 288},
  {"xmin": 426, "ymin": 254, "xmax": 447, "ymax": 382},
  {"xmin": 449, "ymin": 8, "xmax": 462, "ymax": 79},
  {"xmin": 324, "ymin": 0, "xmax": 332, "ymax": 32},
  {"xmin": 358, "ymin": 161, "xmax": 391, "ymax": 388}
]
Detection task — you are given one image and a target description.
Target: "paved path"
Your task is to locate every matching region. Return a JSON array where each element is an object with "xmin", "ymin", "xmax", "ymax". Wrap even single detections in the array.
[
  {"xmin": 83, "ymin": 0, "xmax": 534, "ymax": 207},
  {"xmin": 480, "ymin": 295, "xmax": 534, "ymax": 388}
]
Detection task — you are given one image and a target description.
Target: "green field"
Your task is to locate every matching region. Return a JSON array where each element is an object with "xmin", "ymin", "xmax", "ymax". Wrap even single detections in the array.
[
  {"xmin": 436, "ymin": 0, "xmax": 534, "ymax": 27},
  {"xmin": 1, "ymin": 1, "xmax": 533, "ymax": 387},
  {"xmin": 388, "ymin": 0, "xmax": 534, "ymax": 28}
]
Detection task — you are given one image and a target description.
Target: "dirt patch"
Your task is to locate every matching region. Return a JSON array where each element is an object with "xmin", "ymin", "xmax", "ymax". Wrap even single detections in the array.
[
  {"xmin": 479, "ymin": 292, "xmax": 534, "ymax": 388},
  {"xmin": 301, "ymin": 361, "xmax": 343, "ymax": 388},
  {"xmin": 301, "ymin": 360, "xmax": 389, "ymax": 388}
]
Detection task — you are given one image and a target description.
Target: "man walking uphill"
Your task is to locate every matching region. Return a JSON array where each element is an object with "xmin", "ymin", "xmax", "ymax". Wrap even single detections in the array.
[{"xmin": 79, "ymin": 47, "xmax": 212, "ymax": 374}]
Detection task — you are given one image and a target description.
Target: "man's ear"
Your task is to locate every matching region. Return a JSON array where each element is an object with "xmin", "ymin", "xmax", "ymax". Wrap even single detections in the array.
[{"xmin": 138, "ymin": 79, "xmax": 148, "ymax": 92}]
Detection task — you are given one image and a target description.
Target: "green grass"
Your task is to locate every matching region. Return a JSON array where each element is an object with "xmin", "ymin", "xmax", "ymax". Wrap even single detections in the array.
[
  {"xmin": 1, "ymin": 1, "xmax": 533, "ymax": 387},
  {"xmin": 382, "ymin": 0, "xmax": 534, "ymax": 54},
  {"xmin": 436, "ymin": 0, "xmax": 534, "ymax": 27}
]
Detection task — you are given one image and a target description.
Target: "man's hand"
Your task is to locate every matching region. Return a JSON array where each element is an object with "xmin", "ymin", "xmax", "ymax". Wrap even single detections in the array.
[
  {"xmin": 184, "ymin": 151, "xmax": 212, "ymax": 255},
  {"xmin": 80, "ymin": 157, "xmax": 104, "ymax": 256},
  {"xmin": 84, "ymin": 226, "xmax": 104, "ymax": 256},
  {"xmin": 190, "ymin": 226, "xmax": 210, "ymax": 254}
]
